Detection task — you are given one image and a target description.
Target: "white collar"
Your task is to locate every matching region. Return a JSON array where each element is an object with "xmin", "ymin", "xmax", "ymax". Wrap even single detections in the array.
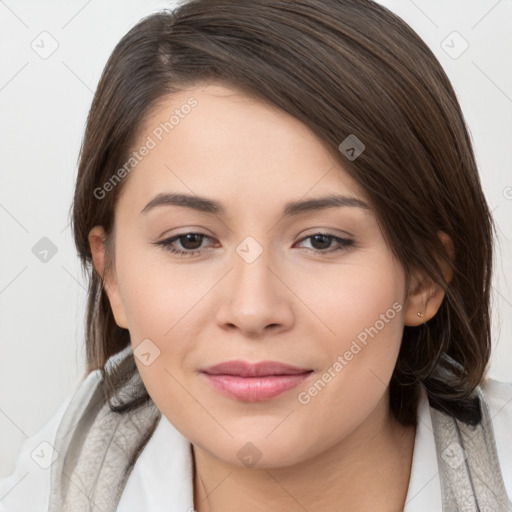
[
  {"xmin": 116, "ymin": 413, "xmax": 194, "ymax": 511},
  {"xmin": 403, "ymin": 385, "xmax": 442, "ymax": 511}
]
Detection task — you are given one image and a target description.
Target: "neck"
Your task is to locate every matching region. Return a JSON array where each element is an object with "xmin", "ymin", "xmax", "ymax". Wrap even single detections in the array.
[{"xmin": 192, "ymin": 394, "xmax": 416, "ymax": 512}]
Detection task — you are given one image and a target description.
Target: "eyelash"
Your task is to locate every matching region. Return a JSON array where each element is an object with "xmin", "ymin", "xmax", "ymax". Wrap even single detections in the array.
[{"xmin": 153, "ymin": 232, "xmax": 354, "ymax": 257}]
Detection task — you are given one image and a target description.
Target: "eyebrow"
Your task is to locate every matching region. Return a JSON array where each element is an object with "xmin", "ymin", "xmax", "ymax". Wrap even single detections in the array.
[{"xmin": 140, "ymin": 192, "xmax": 371, "ymax": 217}]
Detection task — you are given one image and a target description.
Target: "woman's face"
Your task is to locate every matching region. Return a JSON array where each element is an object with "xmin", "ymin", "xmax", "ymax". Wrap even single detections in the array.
[{"xmin": 92, "ymin": 82, "xmax": 420, "ymax": 469}]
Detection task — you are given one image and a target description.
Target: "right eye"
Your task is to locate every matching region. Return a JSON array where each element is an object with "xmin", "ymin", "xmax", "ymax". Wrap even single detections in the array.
[{"xmin": 153, "ymin": 232, "xmax": 217, "ymax": 257}]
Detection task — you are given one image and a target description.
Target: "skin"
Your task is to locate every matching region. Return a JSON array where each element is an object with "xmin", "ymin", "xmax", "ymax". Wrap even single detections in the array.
[{"xmin": 89, "ymin": 83, "xmax": 452, "ymax": 511}]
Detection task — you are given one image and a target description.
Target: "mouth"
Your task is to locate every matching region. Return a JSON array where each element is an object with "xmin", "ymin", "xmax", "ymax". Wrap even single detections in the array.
[
  {"xmin": 200, "ymin": 360, "xmax": 314, "ymax": 401},
  {"xmin": 201, "ymin": 359, "xmax": 313, "ymax": 377}
]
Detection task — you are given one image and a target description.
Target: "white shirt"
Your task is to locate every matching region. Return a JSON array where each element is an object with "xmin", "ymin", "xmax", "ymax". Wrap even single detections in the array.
[{"xmin": 1, "ymin": 372, "xmax": 511, "ymax": 512}]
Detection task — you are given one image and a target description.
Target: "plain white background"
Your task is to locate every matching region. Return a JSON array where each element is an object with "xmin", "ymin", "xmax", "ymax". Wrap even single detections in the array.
[{"xmin": 0, "ymin": 0, "xmax": 511, "ymax": 478}]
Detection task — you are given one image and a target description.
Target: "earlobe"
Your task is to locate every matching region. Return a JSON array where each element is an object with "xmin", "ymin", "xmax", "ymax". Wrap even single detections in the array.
[
  {"xmin": 88, "ymin": 226, "xmax": 129, "ymax": 329},
  {"xmin": 403, "ymin": 278, "xmax": 442, "ymax": 326},
  {"xmin": 403, "ymin": 231, "xmax": 454, "ymax": 327}
]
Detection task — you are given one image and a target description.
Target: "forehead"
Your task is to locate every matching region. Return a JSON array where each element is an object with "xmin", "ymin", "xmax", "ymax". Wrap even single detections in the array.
[{"xmin": 117, "ymin": 82, "xmax": 370, "ymax": 218}]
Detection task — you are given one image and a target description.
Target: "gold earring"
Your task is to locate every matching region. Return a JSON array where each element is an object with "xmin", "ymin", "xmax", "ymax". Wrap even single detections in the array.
[{"xmin": 417, "ymin": 312, "xmax": 424, "ymax": 318}]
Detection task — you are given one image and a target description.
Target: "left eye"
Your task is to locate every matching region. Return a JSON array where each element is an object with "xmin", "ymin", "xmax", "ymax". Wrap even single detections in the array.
[
  {"xmin": 154, "ymin": 232, "xmax": 354, "ymax": 257},
  {"xmin": 296, "ymin": 233, "xmax": 354, "ymax": 252}
]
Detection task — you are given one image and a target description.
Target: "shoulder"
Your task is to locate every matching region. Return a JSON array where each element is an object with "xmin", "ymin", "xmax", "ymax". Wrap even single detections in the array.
[
  {"xmin": 0, "ymin": 369, "xmax": 103, "ymax": 512},
  {"xmin": 480, "ymin": 375, "xmax": 512, "ymax": 426},
  {"xmin": 480, "ymin": 376, "xmax": 512, "ymax": 497},
  {"xmin": 480, "ymin": 375, "xmax": 512, "ymax": 404}
]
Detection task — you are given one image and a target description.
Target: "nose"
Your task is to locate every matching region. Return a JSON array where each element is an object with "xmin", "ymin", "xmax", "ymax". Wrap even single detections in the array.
[{"xmin": 215, "ymin": 247, "xmax": 295, "ymax": 337}]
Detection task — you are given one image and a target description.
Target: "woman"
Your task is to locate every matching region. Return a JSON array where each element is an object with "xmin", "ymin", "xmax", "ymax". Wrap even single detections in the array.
[{"xmin": 1, "ymin": 1, "xmax": 511, "ymax": 511}]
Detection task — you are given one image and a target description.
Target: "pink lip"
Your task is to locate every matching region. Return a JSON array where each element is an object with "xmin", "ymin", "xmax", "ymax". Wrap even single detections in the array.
[{"xmin": 200, "ymin": 360, "xmax": 314, "ymax": 401}]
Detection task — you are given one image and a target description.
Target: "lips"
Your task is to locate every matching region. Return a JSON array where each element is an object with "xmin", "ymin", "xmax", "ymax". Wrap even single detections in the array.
[
  {"xmin": 200, "ymin": 360, "xmax": 314, "ymax": 401},
  {"xmin": 201, "ymin": 360, "xmax": 313, "ymax": 377}
]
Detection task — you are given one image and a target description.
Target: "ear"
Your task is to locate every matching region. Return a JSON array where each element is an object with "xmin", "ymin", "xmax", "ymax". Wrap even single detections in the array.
[
  {"xmin": 403, "ymin": 231, "xmax": 454, "ymax": 326},
  {"xmin": 88, "ymin": 226, "xmax": 128, "ymax": 329}
]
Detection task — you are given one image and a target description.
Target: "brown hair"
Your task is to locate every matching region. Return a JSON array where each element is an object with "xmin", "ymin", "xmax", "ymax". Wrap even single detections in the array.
[{"xmin": 71, "ymin": 0, "xmax": 495, "ymax": 427}]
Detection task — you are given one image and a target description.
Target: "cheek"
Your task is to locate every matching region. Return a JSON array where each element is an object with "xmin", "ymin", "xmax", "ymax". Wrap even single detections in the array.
[
  {"xmin": 114, "ymin": 247, "xmax": 218, "ymax": 399},
  {"xmin": 293, "ymin": 253, "xmax": 405, "ymax": 405},
  {"xmin": 298, "ymin": 253, "xmax": 405, "ymax": 347},
  {"xmin": 115, "ymin": 243, "xmax": 213, "ymax": 340}
]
